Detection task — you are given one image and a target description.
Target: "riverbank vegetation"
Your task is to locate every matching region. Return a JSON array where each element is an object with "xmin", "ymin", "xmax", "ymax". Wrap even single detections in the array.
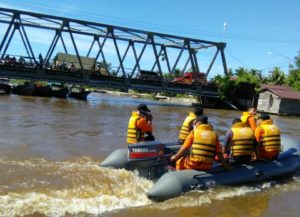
[{"xmin": 212, "ymin": 53, "xmax": 300, "ymax": 101}]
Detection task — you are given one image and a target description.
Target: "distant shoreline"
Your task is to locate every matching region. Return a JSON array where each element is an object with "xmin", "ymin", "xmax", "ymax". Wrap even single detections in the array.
[{"xmin": 93, "ymin": 88, "xmax": 198, "ymax": 106}]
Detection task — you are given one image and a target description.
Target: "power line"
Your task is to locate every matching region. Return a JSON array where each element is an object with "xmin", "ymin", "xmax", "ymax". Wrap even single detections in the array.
[
  {"xmin": 1, "ymin": 0, "xmax": 300, "ymax": 45},
  {"xmin": 260, "ymin": 62, "xmax": 291, "ymax": 73},
  {"xmin": 225, "ymin": 51, "xmax": 248, "ymax": 68}
]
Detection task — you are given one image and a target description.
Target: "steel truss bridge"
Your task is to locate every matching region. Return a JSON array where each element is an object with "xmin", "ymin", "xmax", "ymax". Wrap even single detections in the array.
[{"xmin": 0, "ymin": 7, "xmax": 228, "ymax": 97}]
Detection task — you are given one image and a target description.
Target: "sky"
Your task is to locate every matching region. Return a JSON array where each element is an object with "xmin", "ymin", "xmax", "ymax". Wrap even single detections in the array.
[{"xmin": 0, "ymin": 0, "xmax": 299, "ymax": 78}]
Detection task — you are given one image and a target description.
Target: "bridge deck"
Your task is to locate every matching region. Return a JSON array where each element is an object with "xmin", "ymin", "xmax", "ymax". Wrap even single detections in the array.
[{"xmin": 0, "ymin": 65, "xmax": 219, "ymax": 97}]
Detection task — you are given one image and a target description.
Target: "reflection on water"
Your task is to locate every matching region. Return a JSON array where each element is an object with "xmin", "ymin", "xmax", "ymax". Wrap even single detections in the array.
[{"xmin": 1, "ymin": 93, "xmax": 300, "ymax": 216}]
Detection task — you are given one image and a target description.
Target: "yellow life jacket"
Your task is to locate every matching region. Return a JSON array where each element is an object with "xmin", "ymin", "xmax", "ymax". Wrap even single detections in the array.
[
  {"xmin": 241, "ymin": 111, "xmax": 258, "ymax": 123},
  {"xmin": 231, "ymin": 122, "xmax": 255, "ymax": 156},
  {"xmin": 127, "ymin": 111, "xmax": 145, "ymax": 144},
  {"xmin": 190, "ymin": 124, "xmax": 217, "ymax": 164},
  {"xmin": 241, "ymin": 112, "xmax": 251, "ymax": 123},
  {"xmin": 260, "ymin": 119, "xmax": 281, "ymax": 152},
  {"xmin": 178, "ymin": 112, "xmax": 197, "ymax": 141}
]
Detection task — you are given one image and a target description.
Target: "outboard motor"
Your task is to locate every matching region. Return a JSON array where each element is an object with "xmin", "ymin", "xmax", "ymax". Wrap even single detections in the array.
[
  {"xmin": 100, "ymin": 141, "xmax": 180, "ymax": 180},
  {"xmin": 127, "ymin": 141, "xmax": 169, "ymax": 179}
]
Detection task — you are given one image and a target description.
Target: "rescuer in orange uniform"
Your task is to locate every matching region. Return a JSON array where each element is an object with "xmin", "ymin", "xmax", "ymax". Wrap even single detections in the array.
[
  {"xmin": 241, "ymin": 106, "xmax": 258, "ymax": 132},
  {"xmin": 127, "ymin": 104, "xmax": 154, "ymax": 144},
  {"xmin": 255, "ymin": 113, "xmax": 281, "ymax": 160},
  {"xmin": 171, "ymin": 116, "xmax": 230, "ymax": 170},
  {"xmin": 178, "ymin": 106, "xmax": 203, "ymax": 144}
]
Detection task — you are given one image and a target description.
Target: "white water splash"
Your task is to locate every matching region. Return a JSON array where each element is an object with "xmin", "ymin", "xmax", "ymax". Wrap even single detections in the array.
[
  {"xmin": 0, "ymin": 190, "xmax": 151, "ymax": 216},
  {"xmin": 149, "ymin": 183, "xmax": 276, "ymax": 210},
  {"xmin": 0, "ymin": 157, "xmax": 154, "ymax": 216}
]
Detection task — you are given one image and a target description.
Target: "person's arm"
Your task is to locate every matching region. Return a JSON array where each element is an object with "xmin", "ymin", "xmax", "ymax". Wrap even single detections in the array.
[
  {"xmin": 170, "ymin": 145, "xmax": 188, "ymax": 162},
  {"xmin": 254, "ymin": 127, "xmax": 264, "ymax": 160},
  {"xmin": 188, "ymin": 119, "xmax": 195, "ymax": 131},
  {"xmin": 216, "ymin": 137, "xmax": 231, "ymax": 170},
  {"xmin": 171, "ymin": 131, "xmax": 194, "ymax": 162},
  {"xmin": 254, "ymin": 126, "xmax": 263, "ymax": 142},
  {"xmin": 223, "ymin": 130, "xmax": 233, "ymax": 154},
  {"xmin": 217, "ymin": 152, "xmax": 231, "ymax": 170},
  {"xmin": 248, "ymin": 116, "xmax": 257, "ymax": 131}
]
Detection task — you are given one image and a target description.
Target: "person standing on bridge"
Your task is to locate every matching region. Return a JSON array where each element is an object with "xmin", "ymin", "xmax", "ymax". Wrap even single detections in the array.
[
  {"xmin": 127, "ymin": 104, "xmax": 154, "ymax": 144},
  {"xmin": 171, "ymin": 116, "xmax": 230, "ymax": 170},
  {"xmin": 178, "ymin": 106, "xmax": 203, "ymax": 144}
]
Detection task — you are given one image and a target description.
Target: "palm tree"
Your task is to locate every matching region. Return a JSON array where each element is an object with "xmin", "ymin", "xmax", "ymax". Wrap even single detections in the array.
[
  {"xmin": 268, "ymin": 67, "xmax": 286, "ymax": 85},
  {"xmin": 287, "ymin": 55, "xmax": 300, "ymax": 90}
]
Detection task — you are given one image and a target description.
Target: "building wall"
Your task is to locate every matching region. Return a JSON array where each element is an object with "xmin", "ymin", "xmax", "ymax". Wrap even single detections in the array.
[
  {"xmin": 257, "ymin": 91, "xmax": 281, "ymax": 114},
  {"xmin": 257, "ymin": 91, "xmax": 300, "ymax": 115},
  {"xmin": 279, "ymin": 99, "xmax": 300, "ymax": 115}
]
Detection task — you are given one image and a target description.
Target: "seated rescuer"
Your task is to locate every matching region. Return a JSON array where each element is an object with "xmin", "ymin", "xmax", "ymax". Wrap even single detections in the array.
[
  {"xmin": 255, "ymin": 113, "xmax": 281, "ymax": 160},
  {"xmin": 223, "ymin": 118, "xmax": 257, "ymax": 164},
  {"xmin": 241, "ymin": 106, "xmax": 257, "ymax": 132},
  {"xmin": 127, "ymin": 104, "xmax": 154, "ymax": 144},
  {"xmin": 178, "ymin": 106, "xmax": 204, "ymax": 144},
  {"xmin": 171, "ymin": 116, "xmax": 230, "ymax": 170}
]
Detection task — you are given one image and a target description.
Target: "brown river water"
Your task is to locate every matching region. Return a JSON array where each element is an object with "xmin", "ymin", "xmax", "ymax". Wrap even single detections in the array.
[{"xmin": 0, "ymin": 93, "xmax": 300, "ymax": 217}]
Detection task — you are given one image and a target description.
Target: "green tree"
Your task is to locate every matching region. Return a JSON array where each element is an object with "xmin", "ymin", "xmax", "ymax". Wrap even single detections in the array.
[
  {"xmin": 249, "ymin": 69, "xmax": 266, "ymax": 82},
  {"xmin": 227, "ymin": 68, "xmax": 234, "ymax": 76},
  {"xmin": 287, "ymin": 55, "xmax": 300, "ymax": 91},
  {"xmin": 212, "ymin": 74, "xmax": 234, "ymax": 100},
  {"xmin": 234, "ymin": 67, "xmax": 261, "ymax": 84},
  {"xmin": 212, "ymin": 67, "xmax": 263, "ymax": 100},
  {"xmin": 266, "ymin": 67, "xmax": 286, "ymax": 85}
]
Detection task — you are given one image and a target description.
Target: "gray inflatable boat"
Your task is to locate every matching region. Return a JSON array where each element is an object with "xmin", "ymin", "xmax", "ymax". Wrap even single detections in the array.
[{"xmin": 100, "ymin": 136, "xmax": 300, "ymax": 202}]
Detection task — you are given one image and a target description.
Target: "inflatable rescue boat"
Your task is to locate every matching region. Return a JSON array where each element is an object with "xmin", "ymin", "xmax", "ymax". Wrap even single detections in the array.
[{"xmin": 100, "ymin": 136, "xmax": 300, "ymax": 202}]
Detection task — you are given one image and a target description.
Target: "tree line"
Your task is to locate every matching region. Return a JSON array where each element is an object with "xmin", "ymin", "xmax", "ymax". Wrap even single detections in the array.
[{"xmin": 212, "ymin": 53, "xmax": 300, "ymax": 100}]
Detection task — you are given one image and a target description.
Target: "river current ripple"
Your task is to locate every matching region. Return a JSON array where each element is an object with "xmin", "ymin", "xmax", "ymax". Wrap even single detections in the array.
[{"xmin": 0, "ymin": 93, "xmax": 300, "ymax": 217}]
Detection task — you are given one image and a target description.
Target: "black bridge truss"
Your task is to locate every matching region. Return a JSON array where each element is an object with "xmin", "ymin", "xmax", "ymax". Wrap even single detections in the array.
[{"xmin": 0, "ymin": 7, "xmax": 228, "ymax": 97}]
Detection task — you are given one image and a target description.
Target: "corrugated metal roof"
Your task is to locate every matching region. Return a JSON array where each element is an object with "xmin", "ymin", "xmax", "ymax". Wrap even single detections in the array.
[
  {"xmin": 260, "ymin": 84, "xmax": 300, "ymax": 100},
  {"xmin": 56, "ymin": 52, "xmax": 96, "ymax": 70}
]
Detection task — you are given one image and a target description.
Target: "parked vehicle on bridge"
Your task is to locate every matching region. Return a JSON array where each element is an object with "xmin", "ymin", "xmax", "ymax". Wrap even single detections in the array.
[
  {"xmin": 137, "ymin": 70, "xmax": 162, "ymax": 82},
  {"xmin": 171, "ymin": 72, "xmax": 207, "ymax": 85}
]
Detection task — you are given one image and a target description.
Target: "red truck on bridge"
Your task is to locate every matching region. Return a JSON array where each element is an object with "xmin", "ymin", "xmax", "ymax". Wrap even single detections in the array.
[{"xmin": 171, "ymin": 72, "xmax": 207, "ymax": 85}]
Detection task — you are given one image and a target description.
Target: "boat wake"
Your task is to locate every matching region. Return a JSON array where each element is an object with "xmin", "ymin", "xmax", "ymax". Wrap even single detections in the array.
[
  {"xmin": 0, "ymin": 157, "xmax": 153, "ymax": 216},
  {"xmin": 1, "ymin": 156, "xmax": 300, "ymax": 216},
  {"xmin": 147, "ymin": 177, "xmax": 300, "ymax": 210}
]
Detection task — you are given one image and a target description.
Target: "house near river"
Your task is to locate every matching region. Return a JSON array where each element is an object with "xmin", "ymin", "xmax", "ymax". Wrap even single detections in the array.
[{"xmin": 257, "ymin": 84, "xmax": 300, "ymax": 116}]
